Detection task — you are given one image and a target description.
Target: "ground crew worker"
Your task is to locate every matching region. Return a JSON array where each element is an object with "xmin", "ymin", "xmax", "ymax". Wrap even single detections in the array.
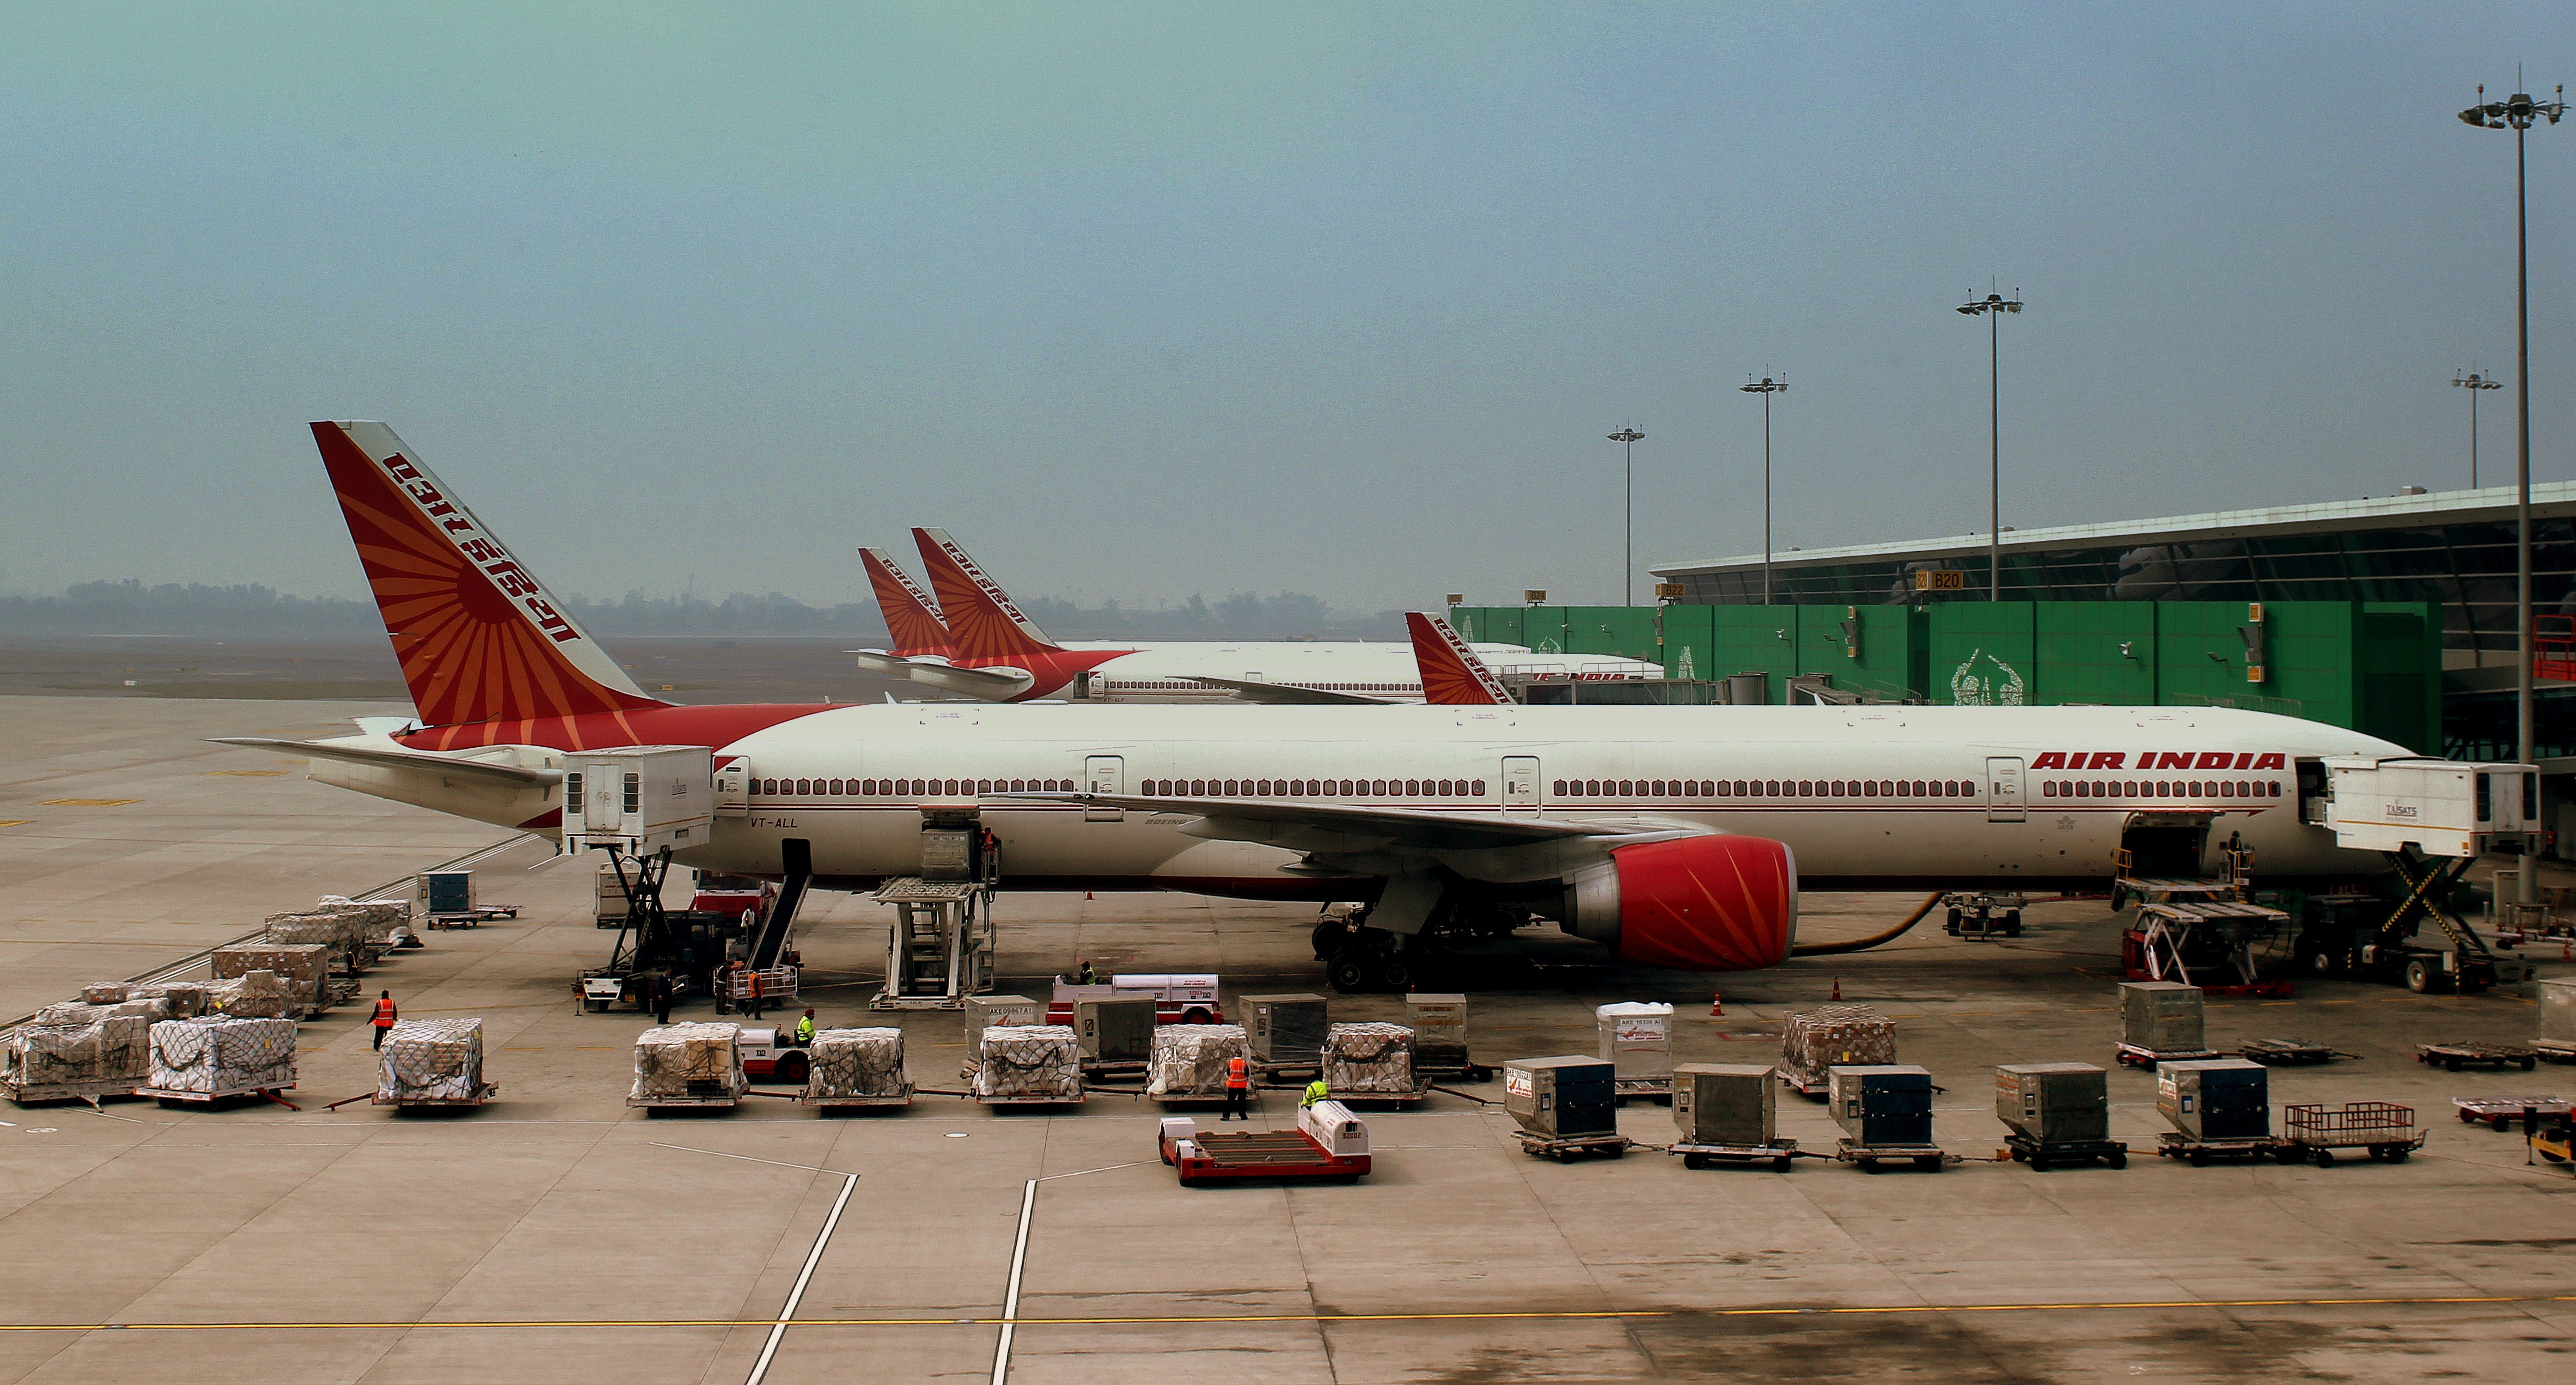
[
  {"xmin": 369, "ymin": 991, "xmax": 398, "ymax": 1051},
  {"xmin": 1302, "ymin": 1077, "xmax": 1329, "ymax": 1108},
  {"xmin": 744, "ymin": 966, "xmax": 766, "ymax": 1021},
  {"xmin": 652, "ymin": 973, "xmax": 672, "ymax": 1025},
  {"xmin": 794, "ymin": 1009, "xmax": 815, "ymax": 1044},
  {"xmin": 1221, "ymin": 1053, "xmax": 1251, "ymax": 1121},
  {"xmin": 1076, "ymin": 959, "xmax": 1097, "ymax": 985}
]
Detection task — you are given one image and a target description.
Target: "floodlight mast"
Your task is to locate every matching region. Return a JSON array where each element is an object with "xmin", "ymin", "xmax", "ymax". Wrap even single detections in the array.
[
  {"xmin": 1956, "ymin": 290, "xmax": 2023, "ymax": 601},
  {"xmin": 1739, "ymin": 375, "xmax": 1788, "ymax": 605},
  {"xmin": 2457, "ymin": 79, "xmax": 2564, "ymax": 874},
  {"xmin": 1608, "ymin": 426, "xmax": 1646, "ymax": 604},
  {"xmin": 2453, "ymin": 369, "xmax": 2501, "ymax": 488}
]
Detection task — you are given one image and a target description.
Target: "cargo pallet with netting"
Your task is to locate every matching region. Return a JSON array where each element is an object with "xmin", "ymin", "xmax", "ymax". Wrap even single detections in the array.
[
  {"xmin": 2416, "ymin": 1041, "xmax": 2538, "ymax": 1072},
  {"xmin": 1831, "ymin": 1139, "xmax": 1954, "ymax": 1172},
  {"xmin": 1669, "ymin": 1139, "xmax": 1797, "ymax": 1172},
  {"xmin": 2275, "ymin": 1101, "xmax": 2423, "ymax": 1166},
  {"xmin": 1515, "ymin": 1131, "xmax": 1633, "ymax": 1162}
]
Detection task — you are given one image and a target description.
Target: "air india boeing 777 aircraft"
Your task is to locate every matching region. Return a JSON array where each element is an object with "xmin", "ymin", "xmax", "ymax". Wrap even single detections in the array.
[{"xmin": 220, "ymin": 422, "xmax": 2411, "ymax": 985}]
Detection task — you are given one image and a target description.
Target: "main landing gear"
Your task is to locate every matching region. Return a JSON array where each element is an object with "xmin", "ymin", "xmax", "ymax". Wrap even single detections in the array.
[{"xmin": 1315, "ymin": 903, "xmax": 1533, "ymax": 993}]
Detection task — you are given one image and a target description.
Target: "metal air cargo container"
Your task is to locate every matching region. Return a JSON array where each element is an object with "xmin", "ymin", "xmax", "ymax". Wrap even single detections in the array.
[
  {"xmin": 1994, "ymin": 1062, "xmax": 2109, "ymax": 1143},
  {"xmin": 1674, "ymin": 1063, "xmax": 1775, "ymax": 1145},
  {"xmin": 1829, "ymin": 1065, "xmax": 1934, "ymax": 1145},
  {"xmin": 1074, "ymin": 996, "xmax": 1156, "ymax": 1065},
  {"xmin": 1243, "ymin": 993, "xmax": 1329, "ymax": 1067},
  {"xmin": 2158, "ymin": 1058, "xmax": 2269, "ymax": 1139},
  {"xmin": 1504, "ymin": 1055, "xmax": 1618, "ymax": 1139},
  {"xmin": 2120, "ymin": 981, "xmax": 2206, "ymax": 1052}
]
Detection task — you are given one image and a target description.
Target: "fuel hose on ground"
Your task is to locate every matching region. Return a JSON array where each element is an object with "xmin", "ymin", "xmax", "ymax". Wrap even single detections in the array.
[{"xmin": 1789, "ymin": 892, "xmax": 1945, "ymax": 957}]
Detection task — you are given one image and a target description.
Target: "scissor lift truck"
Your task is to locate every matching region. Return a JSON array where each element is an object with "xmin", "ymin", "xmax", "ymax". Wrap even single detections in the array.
[
  {"xmin": 869, "ymin": 807, "xmax": 998, "ymax": 1010},
  {"xmin": 2296, "ymin": 756, "xmax": 2540, "ymax": 994}
]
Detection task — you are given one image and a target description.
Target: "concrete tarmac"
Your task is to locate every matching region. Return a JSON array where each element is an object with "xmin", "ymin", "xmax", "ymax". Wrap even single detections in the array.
[{"xmin": 3, "ymin": 697, "xmax": 2574, "ymax": 1382}]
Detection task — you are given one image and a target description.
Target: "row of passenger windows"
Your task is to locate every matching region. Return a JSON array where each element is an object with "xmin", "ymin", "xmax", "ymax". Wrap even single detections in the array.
[
  {"xmin": 754, "ymin": 778, "xmax": 1075, "ymax": 797},
  {"xmin": 1142, "ymin": 778, "xmax": 1485, "ymax": 797},
  {"xmin": 2046, "ymin": 779, "xmax": 2281, "ymax": 799},
  {"xmin": 1555, "ymin": 778, "xmax": 1979, "ymax": 800}
]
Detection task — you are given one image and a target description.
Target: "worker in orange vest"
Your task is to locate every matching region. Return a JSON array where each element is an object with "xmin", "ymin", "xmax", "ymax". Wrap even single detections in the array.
[
  {"xmin": 369, "ymin": 991, "xmax": 398, "ymax": 1051},
  {"xmin": 743, "ymin": 966, "xmax": 765, "ymax": 1022},
  {"xmin": 1220, "ymin": 1053, "xmax": 1251, "ymax": 1122}
]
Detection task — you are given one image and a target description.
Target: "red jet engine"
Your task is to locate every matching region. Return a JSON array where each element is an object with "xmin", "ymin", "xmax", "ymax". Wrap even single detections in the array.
[{"xmin": 1561, "ymin": 835, "xmax": 1798, "ymax": 971}]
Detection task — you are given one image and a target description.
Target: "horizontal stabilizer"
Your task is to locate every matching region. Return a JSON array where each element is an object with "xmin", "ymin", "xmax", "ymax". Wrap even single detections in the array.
[
  {"xmin": 849, "ymin": 651, "xmax": 1036, "ymax": 700},
  {"xmin": 1179, "ymin": 676, "xmax": 1396, "ymax": 705},
  {"xmin": 208, "ymin": 737, "xmax": 561, "ymax": 786}
]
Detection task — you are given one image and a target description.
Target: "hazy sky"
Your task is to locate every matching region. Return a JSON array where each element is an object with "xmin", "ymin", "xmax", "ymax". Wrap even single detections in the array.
[{"xmin": 1, "ymin": 4, "xmax": 2566, "ymax": 612}]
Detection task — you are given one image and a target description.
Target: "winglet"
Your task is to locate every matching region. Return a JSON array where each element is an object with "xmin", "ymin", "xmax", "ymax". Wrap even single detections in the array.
[
  {"xmin": 1407, "ymin": 612, "xmax": 1514, "ymax": 705},
  {"xmin": 911, "ymin": 527, "xmax": 1063, "ymax": 664},
  {"xmin": 859, "ymin": 548, "xmax": 954, "ymax": 657}
]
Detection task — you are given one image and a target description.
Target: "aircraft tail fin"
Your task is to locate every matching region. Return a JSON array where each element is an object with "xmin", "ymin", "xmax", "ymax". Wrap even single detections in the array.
[
  {"xmin": 911, "ymin": 527, "xmax": 1063, "ymax": 664},
  {"xmin": 310, "ymin": 421, "xmax": 669, "ymax": 728},
  {"xmin": 1407, "ymin": 612, "xmax": 1515, "ymax": 706},
  {"xmin": 859, "ymin": 548, "xmax": 954, "ymax": 656}
]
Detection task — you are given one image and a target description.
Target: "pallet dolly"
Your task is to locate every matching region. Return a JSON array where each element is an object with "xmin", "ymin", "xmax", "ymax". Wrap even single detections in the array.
[
  {"xmin": 2154, "ymin": 1132, "xmax": 2277, "ymax": 1166},
  {"xmin": 1832, "ymin": 1139, "xmax": 1954, "ymax": 1172},
  {"xmin": 2417, "ymin": 1041, "xmax": 2538, "ymax": 1072},
  {"xmin": 2238, "ymin": 1038, "xmax": 2351, "ymax": 1065},
  {"xmin": 2451, "ymin": 1095, "xmax": 2571, "ymax": 1132},
  {"xmin": 137, "ymin": 1083, "xmax": 298, "ymax": 1110},
  {"xmin": 426, "ymin": 905, "xmax": 520, "ymax": 931},
  {"xmin": 2002, "ymin": 1134, "xmax": 2128, "ymax": 1170},
  {"xmin": 2114, "ymin": 1042, "xmax": 2219, "ymax": 1070},
  {"xmin": 1515, "ymin": 1131, "xmax": 1633, "ymax": 1162},
  {"xmin": 1670, "ymin": 1138, "xmax": 1798, "ymax": 1172}
]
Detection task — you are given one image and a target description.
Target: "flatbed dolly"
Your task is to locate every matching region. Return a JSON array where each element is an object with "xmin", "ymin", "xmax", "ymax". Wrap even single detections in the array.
[
  {"xmin": 1515, "ymin": 1131, "xmax": 1633, "ymax": 1162},
  {"xmin": 2155, "ymin": 1132, "xmax": 2278, "ymax": 1166},
  {"xmin": 426, "ymin": 904, "xmax": 520, "ymax": 930},
  {"xmin": 2114, "ymin": 1042, "xmax": 2219, "ymax": 1070},
  {"xmin": 976, "ymin": 1093, "xmax": 1085, "ymax": 1108},
  {"xmin": 1833, "ymin": 1139, "xmax": 1954, "ymax": 1172},
  {"xmin": 1328, "ymin": 1084, "xmax": 1431, "ymax": 1110},
  {"xmin": 2539, "ymin": 1039, "xmax": 2576, "ymax": 1065},
  {"xmin": 807, "ymin": 1093, "xmax": 911, "ymax": 1112},
  {"xmin": 2003, "ymin": 1134, "xmax": 2129, "ymax": 1170},
  {"xmin": 138, "ymin": 1083, "xmax": 297, "ymax": 1109},
  {"xmin": 1413, "ymin": 1058, "xmax": 1497, "ymax": 1083},
  {"xmin": 2452, "ymin": 1094, "xmax": 2571, "ymax": 1131},
  {"xmin": 2276, "ymin": 1101, "xmax": 2423, "ymax": 1166},
  {"xmin": 2239, "ymin": 1038, "xmax": 2350, "ymax": 1065},
  {"xmin": 1670, "ymin": 1138, "xmax": 1798, "ymax": 1172},
  {"xmin": 1778, "ymin": 1072, "xmax": 1832, "ymax": 1100},
  {"xmin": 4, "ymin": 1079, "xmax": 141, "ymax": 1106},
  {"xmin": 2418, "ymin": 1041, "xmax": 2538, "ymax": 1072},
  {"xmin": 1612, "ymin": 1076, "xmax": 1672, "ymax": 1105},
  {"xmin": 628, "ymin": 1093, "xmax": 740, "ymax": 1114},
  {"xmin": 376, "ymin": 1082, "xmax": 498, "ymax": 1109},
  {"xmin": 1161, "ymin": 1101, "xmax": 1371, "ymax": 1186}
]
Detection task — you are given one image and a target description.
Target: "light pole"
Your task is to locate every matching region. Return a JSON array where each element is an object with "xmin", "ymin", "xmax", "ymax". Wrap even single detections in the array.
[
  {"xmin": 1957, "ymin": 290, "xmax": 2023, "ymax": 601},
  {"xmin": 2454, "ymin": 369, "xmax": 2502, "ymax": 488},
  {"xmin": 1609, "ymin": 426, "xmax": 1645, "ymax": 603},
  {"xmin": 2458, "ymin": 80, "xmax": 2564, "ymax": 827},
  {"xmin": 1739, "ymin": 375, "xmax": 1788, "ymax": 605}
]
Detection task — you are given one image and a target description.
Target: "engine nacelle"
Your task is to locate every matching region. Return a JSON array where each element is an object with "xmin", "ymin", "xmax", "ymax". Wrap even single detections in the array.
[{"xmin": 1561, "ymin": 835, "xmax": 1798, "ymax": 971}]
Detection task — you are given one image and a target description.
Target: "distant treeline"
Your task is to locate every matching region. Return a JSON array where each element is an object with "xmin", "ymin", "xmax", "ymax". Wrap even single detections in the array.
[{"xmin": 0, "ymin": 580, "xmax": 1402, "ymax": 640}]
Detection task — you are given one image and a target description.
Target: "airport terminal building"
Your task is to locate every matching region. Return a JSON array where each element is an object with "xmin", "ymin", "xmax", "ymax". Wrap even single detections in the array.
[{"xmin": 1649, "ymin": 483, "xmax": 2576, "ymax": 767}]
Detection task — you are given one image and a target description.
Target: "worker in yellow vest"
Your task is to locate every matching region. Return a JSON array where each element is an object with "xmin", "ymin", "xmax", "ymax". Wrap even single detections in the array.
[
  {"xmin": 369, "ymin": 992, "xmax": 398, "ymax": 1051},
  {"xmin": 793, "ymin": 1009, "xmax": 816, "ymax": 1045},
  {"xmin": 1302, "ymin": 1077, "xmax": 1329, "ymax": 1108},
  {"xmin": 1221, "ymin": 1054, "xmax": 1251, "ymax": 1122}
]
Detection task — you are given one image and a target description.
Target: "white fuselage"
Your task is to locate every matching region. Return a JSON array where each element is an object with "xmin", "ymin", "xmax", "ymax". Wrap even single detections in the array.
[
  {"xmin": 318, "ymin": 703, "xmax": 2408, "ymax": 896},
  {"xmin": 1043, "ymin": 641, "xmax": 1662, "ymax": 702}
]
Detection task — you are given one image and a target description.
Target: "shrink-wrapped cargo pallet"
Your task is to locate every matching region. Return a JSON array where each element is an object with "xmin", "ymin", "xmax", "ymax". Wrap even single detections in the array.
[
  {"xmin": 1322, "ymin": 1022, "xmax": 1416, "ymax": 1096},
  {"xmin": 213, "ymin": 944, "xmax": 332, "ymax": 1013},
  {"xmin": 1145, "ymin": 1024, "xmax": 1249, "ymax": 1099},
  {"xmin": 630, "ymin": 1022, "xmax": 747, "ymax": 1103},
  {"xmin": 204, "ymin": 971, "xmax": 302, "ymax": 1019},
  {"xmin": 80, "ymin": 983, "xmax": 131, "ymax": 1005},
  {"xmin": 147, "ymin": 1016, "xmax": 297, "ymax": 1095},
  {"xmin": 974, "ymin": 1025, "xmax": 1083, "ymax": 1101},
  {"xmin": 4, "ymin": 1015, "xmax": 149, "ymax": 1098},
  {"xmin": 36, "ymin": 999, "xmax": 163, "ymax": 1025},
  {"xmin": 377, "ymin": 1018, "xmax": 491, "ymax": 1105},
  {"xmin": 263, "ymin": 913, "xmax": 369, "ymax": 969},
  {"xmin": 1780, "ymin": 1004, "xmax": 1896, "ymax": 1089},
  {"xmin": 806, "ymin": 1028, "xmax": 910, "ymax": 1103},
  {"xmin": 127, "ymin": 984, "xmax": 210, "ymax": 1020}
]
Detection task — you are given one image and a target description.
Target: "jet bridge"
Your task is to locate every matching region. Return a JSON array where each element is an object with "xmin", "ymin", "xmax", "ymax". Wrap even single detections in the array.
[{"xmin": 2297, "ymin": 757, "xmax": 2541, "ymax": 994}]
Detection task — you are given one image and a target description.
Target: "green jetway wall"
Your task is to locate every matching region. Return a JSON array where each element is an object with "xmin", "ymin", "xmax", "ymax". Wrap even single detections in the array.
[{"xmin": 1449, "ymin": 600, "xmax": 2442, "ymax": 749}]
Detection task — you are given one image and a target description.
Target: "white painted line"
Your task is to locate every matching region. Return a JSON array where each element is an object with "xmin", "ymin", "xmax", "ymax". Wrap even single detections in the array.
[
  {"xmin": 645, "ymin": 1142, "xmax": 852, "ymax": 1176},
  {"xmin": 992, "ymin": 1162, "xmax": 1150, "ymax": 1385},
  {"xmin": 644, "ymin": 1142, "xmax": 859, "ymax": 1385}
]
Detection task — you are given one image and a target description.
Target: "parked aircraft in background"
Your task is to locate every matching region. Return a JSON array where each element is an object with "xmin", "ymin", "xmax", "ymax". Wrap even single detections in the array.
[
  {"xmin": 224, "ymin": 422, "xmax": 2416, "ymax": 991},
  {"xmin": 850, "ymin": 528, "xmax": 1664, "ymax": 703}
]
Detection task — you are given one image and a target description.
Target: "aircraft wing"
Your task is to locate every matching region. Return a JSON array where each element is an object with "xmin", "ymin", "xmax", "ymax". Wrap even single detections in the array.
[
  {"xmin": 993, "ymin": 791, "xmax": 1631, "ymax": 851},
  {"xmin": 849, "ymin": 651, "xmax": 1036, "ymax": 700},
  {"xmin": 1178, "ymin": 676, "xmax": 1397, "ymax": 705},
  {"xmin": 208, "ymin": 737, "xmax": 562, "ymax": 786}
]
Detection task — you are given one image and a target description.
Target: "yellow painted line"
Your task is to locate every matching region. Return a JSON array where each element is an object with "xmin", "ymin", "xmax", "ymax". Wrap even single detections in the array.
[
  {"xmin": 204, "ymin": 771, "xmax": 288, "ymax": 777},
  {"xmin": 0, "ymin": 821, "xmax": 30, "ymax": 828},
  {"xmin": 39, "ymin": 799, "xmax": 138, "ymax": 807},
  {"xmin": 2, "ymin": 1292, "xmax": 2569, "ymax": 1333}
]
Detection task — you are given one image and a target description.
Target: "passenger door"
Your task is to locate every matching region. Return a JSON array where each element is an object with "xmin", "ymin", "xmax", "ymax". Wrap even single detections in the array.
[
  {"xmin": 1501, "ymin": 756, "xmax": 1542, "ymax": 816},
  {"xmin": 1986, "ymin": 756, "xmax": 2026, "ymax": 823},
  {"xmin": 1084, "ymin": 755, "xmax": 1125, "ymax": 822}
]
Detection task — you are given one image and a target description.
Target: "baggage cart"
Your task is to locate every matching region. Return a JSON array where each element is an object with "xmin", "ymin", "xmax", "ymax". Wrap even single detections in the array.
[
  {"xmin": 1515, "ymin": 1131, "xmax": 1634, "ymax": 1162},
  {"xmin": 1830, "ymin": 1138, "xmax": 1954, "ymax": 1172},
  {"xmin": 2154, "ymin": 1132, "xmax": 2278, "ymax": 1166},
  {"xmin": 2002, "ymin": 1133, "xmax": 2128, "ymax": 1170},
  {"xmin": 2452, "ymin": 1094, "xmax": 2571, "ymax": 1131},
  {"xmin": 2416, "ymin": 1041, "xmax": 2537, "ymax": 1072},
  {"xmin": 2276, "ymin": 1101, "xmax": 2422, "ymax": 1166},
  {"xmin": 1162, "ymin": 1101, "xmax": 1370, "ymax": 1186},
  {"xmin": 1669, "ymin": 1138, "xmax": 1798, "ymax": 1172},
  {"xmin": 138, "ymin": 1082, "xmax": 296, "ymax": 1108},
  {"xmin": 2115, "ymin": 1041, "xmax": 2219, "ymax": 1070},
  {"xmin": 2238, "ymin": 1038, "xmax": 2346, "ymax": 1065},
  {"xmin": 375, "ymin": 1082, "xmax": 497, "ymax": 1109}
]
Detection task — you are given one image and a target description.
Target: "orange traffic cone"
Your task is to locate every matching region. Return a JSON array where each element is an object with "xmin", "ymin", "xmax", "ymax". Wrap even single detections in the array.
[
  {"xmin": 1830, "ymin": 977, "xmax": 1842, "ymax": 1002},
  {"xmin": 1708, "ymin": 990, "xmax": 1723, "ymax": 1016},
  {"xmin": 1084, "ymin": 892, "xmax": 1094, "ymax": 901}
]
